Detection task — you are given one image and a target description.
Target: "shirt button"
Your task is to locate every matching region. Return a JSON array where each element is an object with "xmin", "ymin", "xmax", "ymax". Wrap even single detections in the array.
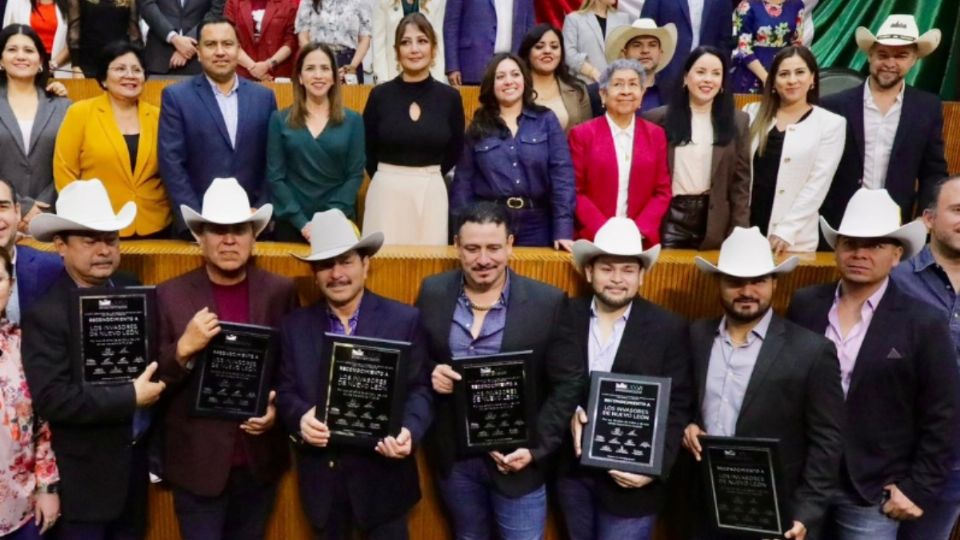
[
  {"xmin": 513, "ymin": 162, "xmax": 518, "ymax": 167},
  {"xmin": 784, "ymin": 157, "xmax": 791, "ymax": 163}
]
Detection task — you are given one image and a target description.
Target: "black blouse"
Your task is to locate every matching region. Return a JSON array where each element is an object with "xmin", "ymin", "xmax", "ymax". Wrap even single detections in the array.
[
  {"xmin": 123, "ymin": 133, "xmax": 139, "ymax": 173},
  {"xmin": 750, "ymin": 108, "xmax": 813, "ymax": 236}
]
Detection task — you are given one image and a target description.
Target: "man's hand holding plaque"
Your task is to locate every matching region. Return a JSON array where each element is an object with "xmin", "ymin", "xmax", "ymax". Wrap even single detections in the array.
[
  {"xmin": 133, "ymin": 362, "xmax": 165, "ymax": 407},
  {"xmin": 176, "ymin": 307, "xmax": 221, "ymax": 366},
  {"xmin": 240, "ymin": 390, "xmax": 276, "ymax": 435},
  {"xmin": 431, "ymin": 364, "xmax": 461, "ymax": 394},
  {"xmin": 375, "ymin": 428, "xmax": 413, "ymax": 459}
]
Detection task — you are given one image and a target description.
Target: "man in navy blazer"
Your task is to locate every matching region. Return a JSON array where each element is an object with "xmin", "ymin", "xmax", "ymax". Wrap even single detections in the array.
[
  {"xmin": 277, "ymin": 209, "xmax": 432, "ymax": 538},
  {"xmin": 787, "ymin": 189, "xmax": 960, "ymax": 540},
  {"xmin": 819, "ymin": 15, "xmax": 947, "ymax": 230},
  {"xmin": 640, "ymin": 0, "xmax": 733, "ymax": 95},
  {"xmin": 443, "ymin": 0, "xmax": 534, "ymax": 86},
  {"xmin": 159, "ymin": 17, "xmax": 276, "ymax": 234}
]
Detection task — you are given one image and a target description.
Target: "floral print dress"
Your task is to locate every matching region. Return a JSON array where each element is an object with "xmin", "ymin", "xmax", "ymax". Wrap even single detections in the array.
[
  {"xmin": 0, "ymin": 324, "xmax": 58, "ymax": 535},
  {"xmin": 731, "ymin": 0, "xmax": 804, "ymax": 94}
]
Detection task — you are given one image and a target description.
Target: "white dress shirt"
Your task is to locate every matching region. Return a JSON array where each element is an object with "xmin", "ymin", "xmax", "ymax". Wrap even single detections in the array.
[
  {"xmin": 605, "ymin": 113, "xmax": 635, "ymax": 217},
  {"xmin": 688, "ymin": 0, "xmax": 705, "ymax": 49},
  {"xmin": 494, "ymin": 0, "xmax": 515, "ymax": 53},
  {"xmin": 861, "ymin": 82, "xmax": 904, "ymax": 190}
]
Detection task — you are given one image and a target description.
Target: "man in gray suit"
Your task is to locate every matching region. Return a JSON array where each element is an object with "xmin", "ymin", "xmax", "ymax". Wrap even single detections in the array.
[
  {"xmin": 684, "ymin": 226, "xmax": 844, "ymax": 540},
  {"xmin": 140, "ymin": 0, "xmax": 221, "ymax": 75}
]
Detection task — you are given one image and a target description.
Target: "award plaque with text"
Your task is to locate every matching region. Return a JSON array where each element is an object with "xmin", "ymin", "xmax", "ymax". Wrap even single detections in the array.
[
  {"xmin": 189, "ymin": 323, "xmax": 277, "ymax": 421},
  {"xmin": 319, "ymin": 334, "xmax": 410, "ymax": 447},
  {"xmin": 452, "ymin": 351, "xmax": 534, "ymax": 453},
  {"xmin": 71, "ymin": 287, "xmax": 156, "ymax": 385},
  {"xmin": 580, "ymin": 372, "xmax": 671, "ymax": 475},
  {"xmin": 700, "ymin": 436, "xmax": 787, "ymax": 538}
]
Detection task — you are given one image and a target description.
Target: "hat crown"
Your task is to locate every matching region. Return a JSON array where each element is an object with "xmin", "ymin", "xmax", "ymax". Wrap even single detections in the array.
[
  {"xmin": 631, "ymin": 18, "xmax": 660, "ymax": 31},
  {"xmin": 876, "ymin": 15, "xmax": 920, "ymax": 40},
  {"xmin": 593, "ymin": 217, "xmax": 645, "ymax": 255},
  {"xmin": 716, "ymin": 227, "xmax": 779, "ymax": 275},
  {"xmin": 835, "ymin": 188, "xmax": 904, "ymax": 237},
  {"xmin": 199, "ymin": 178, "xmax": 254, "ymax": 223},
  {"xmin": 307, "ymin": 209, "xmax": 361, "ymax": 258},
  {"xmin": 56, "ymin": 179, "xmax": 118, "ymax": 223}
]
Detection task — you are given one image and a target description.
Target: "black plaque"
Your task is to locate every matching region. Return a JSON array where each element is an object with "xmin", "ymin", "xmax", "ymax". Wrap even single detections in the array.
[
  {"xmin": 452, "ymin": 351, "xmax": 534, "ymax": 453},
  {"xmin": 71, "ymin": 287, "xmax": 156, "ymax": 385},
  {"xmin": 700, "ymin": 436, "xmax": 787, "ymax": 538},
  {"xmin": 579, "ymin": 372, "xmax": 671, "ymax": 475},
  {"xmin": 319, "ymin": 334, "xmax": 410, "ymax": 447},
  {"xmin": 188, "ymin": 323, "xmax": 277, "ymax": 420}
]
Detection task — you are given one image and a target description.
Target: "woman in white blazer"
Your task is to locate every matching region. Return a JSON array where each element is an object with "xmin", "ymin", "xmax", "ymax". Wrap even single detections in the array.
[
  {"xmin": 372, "ymin": 0, "xmax": 445, "ymax": 84},
  {"xmin": 562, "ymin": 0, "xmax": 631, "ymax": 83},
  {"xmin": 745, "ymin": 45, "xmax": 845, "ymax": 254},
  {"xmin": 2, "ymin": 0, "xmax": 70, "ymax": 77}
]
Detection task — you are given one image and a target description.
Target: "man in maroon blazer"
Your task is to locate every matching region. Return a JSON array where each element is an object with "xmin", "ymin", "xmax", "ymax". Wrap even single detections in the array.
[{"xmin": 156, "ymin": 177, "xmax": 298, "ymax": 540}]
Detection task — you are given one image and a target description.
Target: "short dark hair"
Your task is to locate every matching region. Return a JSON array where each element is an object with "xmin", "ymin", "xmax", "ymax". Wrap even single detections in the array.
[
  {"xmin": 0, "ymin": 179, "xmax": 19, "ymax": 205},
  {"xmin": 197, "ymin": 16, "xmax": 238, "ymax": 42},
  {"xmin": 455, "ymin": 202, "xmax": 511, "ymax": 236},
  {"xmin": 95, "ymin": 41, "xmax": 147, "ymax": 88},
  {"xmin": 926, "ymin": 176, "xmax": 960, "ymax": 212},
  {"xmin": 0, "ymin": 247, "xmax": 12, "ymax": 280}
]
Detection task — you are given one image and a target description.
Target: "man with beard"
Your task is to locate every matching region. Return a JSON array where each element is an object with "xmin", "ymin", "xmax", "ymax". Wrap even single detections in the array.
[
  {"xmin": 890, "ymin": 176, "xmax": 960, "ymax": 540},
  {"xmin": 788, "ymin": 188, "xmax": 960, "ymax": 539},
  {"xmin": 684, "ymin": 226, "xmax": 844, "ymax": 540},
  {"xmin": 820, "ymin": 15, "xmax": 947, "ymax": 229},
  {"xmin": 556, "ymin": 217, "xmax": 692, "ymax": 539}
]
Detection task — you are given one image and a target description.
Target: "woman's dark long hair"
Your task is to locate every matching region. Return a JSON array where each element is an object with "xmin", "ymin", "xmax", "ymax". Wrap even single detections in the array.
[
  {"xmin": 289, "ymin": 42, "xmax": 344, "ymax": 129},
  {"xmin": 467, "ymin": 52, "xmax": 545, "ymax": 140},
  {"xmin": 751, "ymin": 45, "xmax": 821, "ymax": 156},
  {"xmin": 664, "ymin": 46, "xmax": 735, "ymax": 147},
  {"xmin": 0, "ymin": 24, "xmax": 51, "ymax": 90},
  {"xmin": 517, "ymin": 23, "xmax": 585, "ymax": 101}
]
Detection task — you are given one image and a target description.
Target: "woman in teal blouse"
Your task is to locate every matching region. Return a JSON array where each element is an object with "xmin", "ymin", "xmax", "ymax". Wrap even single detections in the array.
[{"xmin": 266, "ymin": 41, "xmax": 366, "ymax": 242}]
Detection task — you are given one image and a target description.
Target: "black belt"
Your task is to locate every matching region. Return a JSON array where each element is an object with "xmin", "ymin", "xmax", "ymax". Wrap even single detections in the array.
[{"xmin": 489, "ymin": 197, "xmax": 541, "ymax": 210}]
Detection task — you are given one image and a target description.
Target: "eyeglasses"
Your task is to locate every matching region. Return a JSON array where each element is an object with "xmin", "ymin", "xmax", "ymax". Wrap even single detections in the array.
[{"xmin": 109, "ymin": 65, "xmax": 144, "ymax": 76}]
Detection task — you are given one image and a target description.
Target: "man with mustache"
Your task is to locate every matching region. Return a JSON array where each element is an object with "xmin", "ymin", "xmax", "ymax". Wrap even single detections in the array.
[
  {"xmin": 683, "ymin": 226, "xmax": 844, "ymax": 540},
  {"xmin": 417, "ymin": 201, "xmax": 583, "ymax": 539},
  {"xmin": 819, "ymin": 15, "xmax": 947, "ymax": 231},
  {"xmin": 154, "ymin": 178, "xmax": 296, "ymax": 540},
  {"xmin": 555, "ymin": 217, "xmax": 692, "ymax": 539},
  {"xmin": 788, "ymin": 188, "xmax": 960, "ymax": 540}
]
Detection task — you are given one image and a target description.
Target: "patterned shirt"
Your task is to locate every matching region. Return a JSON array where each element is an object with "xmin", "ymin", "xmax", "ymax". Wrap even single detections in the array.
[
  {"xmin": 327, "ymin": 305, "xmax": 360, "ymax": 336},
  {"xmin": 295, "ymin": 0, "xmax": 372, "ymax": 50}
]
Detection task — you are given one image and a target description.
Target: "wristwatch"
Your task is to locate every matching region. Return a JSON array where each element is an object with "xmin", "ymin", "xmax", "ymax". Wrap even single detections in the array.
[
  {"xmin": 37, "ymin": 483, "xmax": 59, "ymax": 494},
  {"xmin": 269, "ymin": 58, "xmax": 278, "ymax": 68}
]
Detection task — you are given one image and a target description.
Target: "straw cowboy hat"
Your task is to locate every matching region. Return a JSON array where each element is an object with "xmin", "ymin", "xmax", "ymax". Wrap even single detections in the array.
[
  {"xmin": 181, "ymin": 177, "xmax": 273, "ymax": 238},
  {"xmin": 855, "ymin": 14, "xmax": 941, "ymax": 58},
  {"xmin": 572, "ymin": 217, "xmax": 660, "ymax": 271},
  {"xmin": 293, "ymin": 209, "xmax": 384, "ymax": 262},
  {"xmin": 819, "ymin": 188, "xmax": 927, "ymax": 258},
  {"xmin": 695, "ymin": 227, "xmax": 799, "ymax": 278},
  {"xmin": 604, "ymin": 18, "xmax": 677, "ymax": 71},
  {"xmin": 30, "ymin": 179, "xmax": 137, "ymax": 242}
]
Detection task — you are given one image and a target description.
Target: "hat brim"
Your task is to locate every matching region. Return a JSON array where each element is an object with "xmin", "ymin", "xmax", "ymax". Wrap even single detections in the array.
[
  {"xmin": 604, "ymin": 23, "xmax": 677, "ymax": 72},
  {"xmin": 855, "ymin": 27, "xmax": 941, "ymax": 57},
  {"xmin": 30, "ymin": 201, "xmax": 137, "ymax": 242},
  {"xmin": 694, "ymin": 254, "xmax": 799, "ymax": 278},
  {"xmin": 292, "ymin": 232, "xmax": 384, "ymax": 262},
  {"xmin": 819, "ymin": 216, "xmax": 927, "ymax": 259},
  {"xmin": 181, "ymin": 204, "xmax": 274, "ymax": 238},
  {"xmin": 571, "ymin": 239, "xmax": 661, "ymax": 272}
]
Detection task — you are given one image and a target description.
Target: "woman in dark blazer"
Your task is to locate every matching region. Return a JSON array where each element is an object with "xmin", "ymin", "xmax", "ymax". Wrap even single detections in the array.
[
  {"xmin": 643, "ymin": 46, "xmax": 750, "ymax": 250},
  {"xmin": 519, "ymin": 23, "xmax": 591, "ymax": 133},
  {"xmin": 224, "ymin": 0, "xmax": 298, "ymax": 81}
]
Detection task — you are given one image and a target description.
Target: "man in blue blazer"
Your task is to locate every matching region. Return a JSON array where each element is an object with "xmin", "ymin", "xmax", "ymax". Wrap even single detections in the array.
[
  {"xmin": 443, "ymin": 0, "xmax": 535, "ymax": 86},
  {"xmin": 159, "ymin": 17, "xmax": 276, "ymax": 234},
  {"xmin": 640, "ymin": 0, "xmax": 733, "ymax": 95},
  {"xmin": 277, "ymin": 209, "xmax": 433, "ymax": 539}
]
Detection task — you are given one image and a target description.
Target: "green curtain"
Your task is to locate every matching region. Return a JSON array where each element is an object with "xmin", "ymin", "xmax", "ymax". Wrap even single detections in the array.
[{"xmin": 811, "ymin": 0, "xmax": 960, "ymax": 99}]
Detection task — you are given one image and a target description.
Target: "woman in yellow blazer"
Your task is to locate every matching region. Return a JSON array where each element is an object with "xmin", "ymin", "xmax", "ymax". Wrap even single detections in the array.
[{"xmin": 53, "ymin": 42, "xmax": 170, "ymax": 238}]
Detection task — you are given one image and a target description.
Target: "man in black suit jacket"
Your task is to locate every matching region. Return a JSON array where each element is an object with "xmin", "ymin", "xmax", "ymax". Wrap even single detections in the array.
[
  {"xmin": 21, "ymin": 180, "xmax": 166, "ymax": 539},
  {"xmin": 684, "ymin": 226, "xmax": 844, "ymax": 540},
  {"xmin": 418, "ymin": 202, "xmax": 583, "ymax": 540},
  {"xmin": 555, "ymin": 217, "xmax": 692, "ymax": 539},
  {"xmin": 787, "ymin": 188, "xmax": 960, "ymax": 540},
  {"xmin": 819, "ymin": 15, "xmax": 947, "ymax": 231}
]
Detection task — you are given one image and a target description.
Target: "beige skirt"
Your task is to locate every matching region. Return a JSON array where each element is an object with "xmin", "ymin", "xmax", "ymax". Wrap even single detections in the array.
[{"xmin": 362, "ymin": 163, "xmax": 448, "ymax": 246}]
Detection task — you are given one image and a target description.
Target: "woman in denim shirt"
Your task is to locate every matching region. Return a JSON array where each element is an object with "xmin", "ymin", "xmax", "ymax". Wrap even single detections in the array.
[{"xmin": 451, "ymin": 52, "xmax": 575, "ymax": 249}]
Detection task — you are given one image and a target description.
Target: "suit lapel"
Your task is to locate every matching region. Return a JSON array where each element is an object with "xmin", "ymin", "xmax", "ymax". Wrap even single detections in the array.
[
  {"xmin": 192, "ymin": 76, "xmax": 233, "ymax": 149},
  {"xmin": 131, "ymin": 101, "xmax": 155, "ymax": 181},
  {"xmin": 93, "ymin": 95, "xmax": 133, "ymax": 181},
  {"xmin": 848, "ymin": 284, "xmax": 902, "ymax": 397},
  {"xmin": 28, "ymin": 94, "xmax": 56, "ymax": 156},
  {"xmin": 352, "ymin": 290, "xmax": 381, "ymax": 337},
  {"xmin": 885, "ymin": 87, "xmax": 912, "ymax": 186},
  {"xmin": 609, "ymin": 298, "xmax": 648, "ymax": 373},
  {"xmin": 260, "ymin": 0, "xmax": 277, "ymax": 38},
  {"xmin": 235, "ymin": 79, "xmax": 255, "ymax": 151},
  {"xmin": 584, "ymin": 13, "xmax": 604, "ymax": 49},
  {"xmin": 0, "ymin": 88, "xmax": 26, "ymax": 156},
  {"xmin": 851, "ymin": 84, "xmax": 867, "ymax": 171},
  {"xmin": 246, "ymin": 267, "xmax": 267, "ymax": 326},
  {"xmin": 678, "ymin": 0, "xmax": 692, "ymax": 33},
  {"xmin": 186, "ymin": 268, "xmax": 217, "ymax": 317},
  {"xmin": 737, "ymin": 314, "xmax": 785, "ymax": 421},
  {"xmin": 691, "ymin": 320, "xmax": 718, "ymax": 412},
  {"xmin": 501, "ymin": 270, "xmax": 528, "ymax": 352}
]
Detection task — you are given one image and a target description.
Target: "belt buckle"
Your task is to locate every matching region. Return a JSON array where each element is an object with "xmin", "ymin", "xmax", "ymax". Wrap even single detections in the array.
[{"xmin": 506, "ymin": 197, "xmax": 525, "ymax": 209}]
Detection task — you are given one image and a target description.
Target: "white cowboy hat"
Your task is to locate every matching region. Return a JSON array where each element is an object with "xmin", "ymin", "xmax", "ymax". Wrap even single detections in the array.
[
  {"xmin": 604, "ymin": 19, "xmax": 677, "ymax": 72},
  {"xmin": 819, "ymin": 188, "xmax": 927, "ymax": 258},
  {"xmin": 30, "ymin": 179, "xmax": 137, "ymax": 242},
  {"xmin": 855, "ymin": 15, "xmax": 941, "ymax": 58},
  {"xmin": 695, "ymin": 226, "xmax": 799, "ymax": 278},
  {"xmin": 293, "ymin": 209, "xmax": 383, "ymax": 262},
  {"xmin": 572, "ymin": 217, "xmax": 660, "ymax": 271},
  {"xmin": 181, "ymin": 178, "xmax": 273, "ymax": 238}
]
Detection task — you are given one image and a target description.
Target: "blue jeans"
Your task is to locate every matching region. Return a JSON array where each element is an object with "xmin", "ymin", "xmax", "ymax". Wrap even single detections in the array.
[
  {"xmin": 2, "ymin": 521, "xmax": 41, "ymax": 540},
  {"xmin": 827, "ymin": 492, "xmax": 900, "ymax": 540},
  {"xmin": 436, "ymin": 456, "xmax": 547, "ymax": 540},
  {"xmin": 555, "ymin": 475, "xmax": 656, "ymax": 540},
  {"xmin": 898, "ymin": 467, "xmax": 960, "ymax": 540}
]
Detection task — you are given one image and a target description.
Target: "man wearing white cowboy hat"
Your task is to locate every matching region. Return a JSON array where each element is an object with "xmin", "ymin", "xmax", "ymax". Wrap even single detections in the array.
[
  {"xmin": 21, "ymin": 179, "xmax": 166, "ymax": 538},
  {"xmin": 788, "ymin": 188, "xmax": 960, "ymax": 539},
  {"xmin": 601, "ymin": 18, "xmax": 677, "ymax": 113},
  {"xmin": 554, "ymin": 217, "xmax": 692, "ymax": 539},
  {"xmin": 276, "ymin": 208, "xmax": 433, "ymax": 538},
  {"xmin": 153, "ymin": 178, "xmax": 297, "ymax": 540},
  {"xmin": 682, "ymin": 226, "xmax": 843, "ymax": 540},
  {"xmin": 820, "ymin": 14, "xmax": 948, "ymax": 236}
]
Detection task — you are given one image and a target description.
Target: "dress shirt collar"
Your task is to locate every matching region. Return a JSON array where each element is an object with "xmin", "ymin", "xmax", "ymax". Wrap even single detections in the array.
[
  {"xmin": 458, "ymin": 271, "xmax": 511, "ymax": 306},
  {"xmin": 206, "ymin": 74, "xmax": 239, "ymax": 97},
  {"xmin": 864, "ymin": 79, "xmax": 905, "ymax": 110},
  {"xmin": 835, "ymin": 277, "xmax": 890, "ymax": 310},
  {"xmin": 589, "ymin": 297, "xmax": 633, "ymax": 322},
  {"xmin": 909, "ymin": 244, "xmax": 937, "ymax": 273},
  {"xmin": 605, "ymin": 112, "xmax": 635, "ymax": 138},
  {"xmin": 716, "ymin": 308, "xmax": 774, "ymax": 345}
]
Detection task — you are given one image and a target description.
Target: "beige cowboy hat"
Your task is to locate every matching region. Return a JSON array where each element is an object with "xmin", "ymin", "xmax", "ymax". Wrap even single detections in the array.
[
  {"xmin": 819, "ymin": 188, "xmax": 927, "ymax": 258},
  {"xmin": 293, "ymin": 209, "xmax": 383, "ymax": 262},
  {"xmin": 695, "ymin": 227, "xmax": 799, "ymax": 278},
  {"xmin": 30, "ymin": 179, "xmax": 137, "ymax": 242},
  {"xmin": 181, "ymin": 177, "xmax": 273, "ymax": 238},
  {"xmin": 855, "ymin": 15, "xmax": 941, "ymax": 58},
  {"xmin": 572, "ymin": 217, "xmax": 660, "ymax": 271},
  {"xmin": 604, "ymin": 18, "xmax": 677, "ymax": 72}
]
